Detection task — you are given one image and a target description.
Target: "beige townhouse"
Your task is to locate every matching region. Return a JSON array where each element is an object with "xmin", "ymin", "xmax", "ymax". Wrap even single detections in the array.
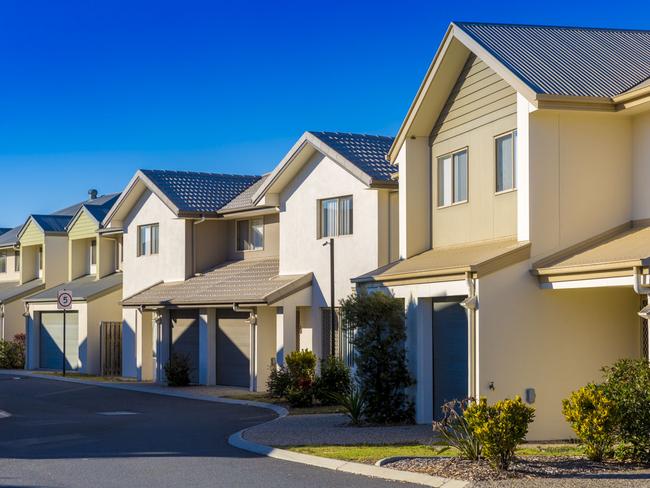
[
  {"xmin": 355, "ymin": 22, "xmax": 650, "ymax": 440},
  {"xmin": 252, "ymin": 131, "xmax": 399, "ymax": 365},
  {"xmin": 24, "ymin": 192, "xmax": 121, "ymax": 374}
]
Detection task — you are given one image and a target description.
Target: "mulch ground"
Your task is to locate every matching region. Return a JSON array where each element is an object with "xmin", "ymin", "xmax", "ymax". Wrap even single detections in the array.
[{"xmin": 385, "ymin": 456, "xmax": 650, "ymax": 484}]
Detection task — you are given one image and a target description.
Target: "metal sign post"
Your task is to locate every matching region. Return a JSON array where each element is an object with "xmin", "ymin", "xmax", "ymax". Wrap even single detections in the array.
[{"xmin": 57, "ymin": 290, "xmax": 73, "ymax": 377}]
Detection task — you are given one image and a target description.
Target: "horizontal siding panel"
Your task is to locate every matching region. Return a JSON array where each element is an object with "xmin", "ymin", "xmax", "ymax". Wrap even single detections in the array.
[
  {"xmin": 20, "ymin": 221, "xmax": 44, "ymax": 247},
  {"xmin": 462, "ymin": 64, "xmax": 498, "ymax": 90},
  {"xmin": 463, "ymin": 59, "xmax": 490, "ymax": 79},
  {"xmin": 455, "ymin": 72, "xmax": 506, "ymax": 101},
  {"xmin": 68, "ymin": 211, "xmax": 97, "ymax": 240},
  {"xmin": 436, "ymin": 93, "xmax": 517, "ymax": 135},
  {"xmin": 443, "ymin": 86, "xmax": 516, "ymax": 124},
  {"xmin": 433, "ymin": 105, "xmax": 518, "ymax": 144}
]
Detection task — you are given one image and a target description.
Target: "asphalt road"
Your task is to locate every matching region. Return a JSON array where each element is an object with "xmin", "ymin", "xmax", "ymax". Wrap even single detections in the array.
[{"xmin": 0, "ymin": 374, "xmax": 421, "ymax": 488}]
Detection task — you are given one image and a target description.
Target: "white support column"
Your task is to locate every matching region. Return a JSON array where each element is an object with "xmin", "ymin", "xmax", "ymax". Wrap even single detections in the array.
[
  {"xmin": 26, "ymin": 311, "xmax": 38, "ymax": 370},
  {"xmin": 198, "ymin": 308, "xmax": 216, "ymax": 385},
  {"xmin": 516, "ymin": 92, "xmax": 535, "ymax": 243},
  {"xmin": 156, "ymin": 310, "xmax": 171, "ymax": 384},
  {"xmin": 275, "ymin": 305, "xmax": 297, "ymax": 366}
]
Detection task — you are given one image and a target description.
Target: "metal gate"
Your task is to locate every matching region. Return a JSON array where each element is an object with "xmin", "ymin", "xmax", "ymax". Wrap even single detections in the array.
[{"xmin": 100, "ymin": 321, "xmax": 122, "ymax": 376}]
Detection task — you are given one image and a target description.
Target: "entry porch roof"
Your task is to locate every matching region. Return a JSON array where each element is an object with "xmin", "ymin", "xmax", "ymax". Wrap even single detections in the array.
[
  {"xmin": 0, "ymin": 279, "xmax": 45, "ymax": 305},
  {"xmin": 354, "ymin": 238, "xmax": 530, "ymax": 285},
  {"xmin": 122, "ymin": 257, "xmax": 312, "ymax": 307},
  {"xmin": 25, "ymin": 273, "xmax": 123, "ymax": 303},
  {"xmin": 532, "ymin": 222, "xmax": 650, "ymax": 284}
]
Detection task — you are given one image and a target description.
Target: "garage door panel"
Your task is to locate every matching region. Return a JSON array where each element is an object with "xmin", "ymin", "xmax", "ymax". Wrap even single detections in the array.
[
  {"xmin": 39, "ymin": 312, "xmax": 79, "ymax": 370},
  {"xmin": 171, "ymin": 310, "xmax": 199, "ymax": 384},
  {"xmin": 216, "ymin": 311, "xmax": 250, "ymax": 388}
]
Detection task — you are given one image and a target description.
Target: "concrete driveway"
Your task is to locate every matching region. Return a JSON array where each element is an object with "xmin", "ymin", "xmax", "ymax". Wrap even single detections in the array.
[{"xmin": 0, "ymin": 374, "xmax": 419, "ymax": 488}]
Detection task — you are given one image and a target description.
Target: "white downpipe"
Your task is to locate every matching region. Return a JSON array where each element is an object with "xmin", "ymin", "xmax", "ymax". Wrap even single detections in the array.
[
  {"xmin": 233, "ymin": 303, "xmax": 258, "ymax": 392},
  {"xmin": 461, "ymin": 273, "xmax": 479, "ymax": 400}
]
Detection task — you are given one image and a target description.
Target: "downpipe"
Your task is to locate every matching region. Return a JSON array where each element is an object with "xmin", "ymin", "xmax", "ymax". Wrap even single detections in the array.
[{"xmin": 461, "ymin": 272, "xmax": 478, "ymax": 400}]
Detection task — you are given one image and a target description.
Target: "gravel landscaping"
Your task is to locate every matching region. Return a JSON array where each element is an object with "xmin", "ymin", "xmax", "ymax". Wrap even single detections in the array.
[
  {"xmin": 243, "ymin": 413, "xmax": 437, "ymax": 446},
  {"xmin": 384, "ymin": 456, "xmax": 650, "ymax": 487}
]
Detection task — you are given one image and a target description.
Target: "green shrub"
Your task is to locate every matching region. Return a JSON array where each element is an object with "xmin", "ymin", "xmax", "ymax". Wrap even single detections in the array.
[
  {"xmin": 314, "ymin": 356, "xmax": 351, "ymax": 405},
  {"xmin": 332, "ymin": 384, "xmax": 367, "ymax": 426},
  {"xmin": 267, "ymin": 363, "xmax": 291, "ymax": 398},
  {"xmin": 433, "ymin": 399, "xmax": 481, "ymax": 461},
  {"xmin": 284, "ymin": 350, "xmax": 317, "ymax": 407},
  {"xmin": 465, "ymin": 396, "xmax": 535, "ymax": 470},
  {"xmin": 340, "ymin": 292, "xmax": 414, "ymax": 424},
  {"xmin": 164, "ymin": 353, "xmax": 191, "ymax": 386},
  {"xmin": 0, "ymin": 334, "xmax": 26, "ymax": 369},
  {"xmin": 601, "ymin": 359, "xmax": 650, "ymax": 462},
  {"xmin": 562, "ymin": 383, "xmax": 616, "ymax": 461}
]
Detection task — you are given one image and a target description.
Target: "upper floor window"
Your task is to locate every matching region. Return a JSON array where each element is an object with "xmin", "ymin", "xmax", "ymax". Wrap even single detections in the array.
[
  {"xmin": 237, "ymin": 218, "xmax": 264, "ymax": 251},
  {"xmin": 319, "ymin": 196, "xmax": 353, "ymax": 238},
  {"xmin": 14, "ymin": 250, "xmax": 19, "ymax": 272},
  {"xmin": 38, "ymin": 246, "xmax": 43, "ymax": 271},
  {"xmin": 0, "ymin": 251, "xmax": 6, "ymax": 273},
  {"xmin": 496, "ymin": 130, "xmax": 517, "ymax": 193},
  {"xmin": 437, "ymin": 148, "xmax": 468, "ymax": 207},
  {"xmin": 138, "ymin": 224, "xmax": 159, "ymax": 256},
  {"xmin": 90, "ymin": 239, "xmax": 97, "ymax": 272}
]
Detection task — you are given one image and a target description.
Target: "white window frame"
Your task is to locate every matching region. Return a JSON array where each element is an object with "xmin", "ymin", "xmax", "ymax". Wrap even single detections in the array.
[
  {"xmin": 14, "ymin": 250, "xmax": 20, "ymax": 272},
  {"xmin": 137, "ymin": 223, "xmax": 159, "ymax": 257},
  {"xmin": 319, "ymin": 195, "xmax": 353, "ymax": 238},
  {"xmin": 0, "ymin": 251, "xmax": 6, "ymax": 274},
  {"xmin": 495, "ymin": 130, "xmax": 517, "ymax": 194},
  {"xmin": 236, "ymin": 217, "xmax": 264, "ymax": 251},
  {"xmin": 437, "ymin": 148, "xmax": 468, "ymax": 208},
  {"xmin": 90, "ymin": 239, "xmax": 97, "ymax": 274}
]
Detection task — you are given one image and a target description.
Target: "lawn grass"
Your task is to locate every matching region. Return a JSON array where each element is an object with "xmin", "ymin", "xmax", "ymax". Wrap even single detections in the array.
[{"xmin": 285, "ymin": 443, "xmax": 585, "ymax": 464}]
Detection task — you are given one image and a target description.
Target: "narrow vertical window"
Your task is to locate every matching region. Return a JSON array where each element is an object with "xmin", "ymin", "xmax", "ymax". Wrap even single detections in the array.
[
  {"xmin": 321, "ymin": 198, "xmax": 338, "ymax": 238},
  {"xmin": 14, "ymin": 250, "xmax": 20, "ymax": 272},
  {"xmin": 339, "ymin": 196, "xmax": 353, "ymax": 236},
  {"xmin": 496, "ymin": 130, "xmax": 516, "ymax": 192},
  {"xmin": 38, "ymin": 246, "xmax": 43, "ymax": 271},
  {"xmin": 250, "ymin": 218, "xmax": 264, "ymax": 250},
  {"xmin": 437, "ymin": 149, "xmax": 467, "ymax": 207},
  {"xmin": 237, "ymin": 220, "xmax": 250, "ymax": 251},
  {"xmin": 151, "ymin": 224, "xmax": 159, "ymax": 254},
  {"xmin": 0, "ymin": 252, "xmax": 6, "ymax": 273},
  {"xmin": 90, "ymin": 240, "xmax": 97, "ymax": 266}
]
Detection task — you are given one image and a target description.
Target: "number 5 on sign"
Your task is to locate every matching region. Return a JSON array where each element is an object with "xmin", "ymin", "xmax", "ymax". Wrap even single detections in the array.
[{"xmin": 57, "ymin": 290, "xmax": 73, "ymax": 310}]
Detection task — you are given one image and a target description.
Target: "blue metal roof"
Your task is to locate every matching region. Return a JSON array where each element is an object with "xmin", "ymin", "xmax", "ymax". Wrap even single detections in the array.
[
  {"xmin": 308, "ymin": 132, "xmax": 395, "ymax": 181},
  {"xmin": 141, "ymin": 169, "xmax": 261, "ymax": 214},
  {"xmin": 455, "ymin": 22, "xmax": 650, "ymax": 98},
  {"xmin": 0, "ymin": 228, "xmax": 10, "ymax": 236},
  {"xmin": 79, "ymin": 193, "xmax": 121, "ymax": 224},
  {"xmin": 31, "ymin": 214, "xmax": 73, "ymax": 233}
]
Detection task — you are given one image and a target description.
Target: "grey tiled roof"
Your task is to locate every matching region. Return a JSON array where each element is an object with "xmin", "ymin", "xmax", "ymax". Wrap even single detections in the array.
[
  {"xmin": 455, "ymin": 22, "xmax": 650, "ymax": 97},
  {"xmin": 26, "ymin": 273, "xmax": 122, "ymax": 302},
  {"xmin": 141, "ymin": 169, "xmax": 261, "ymax": 214},
  {"xmin": 308, "ymin": 132, "xmax": 395, "ymax": 181},
  {"xmin": 220, "ymin": 175, "xmax": 270, "ymax": 212},
  {"xmin": 123, "ymin": 258, "xmax": 311, "ymax": 306},
  {"xmin": 0, "ymin": 228, "xmax": 10, "ymax": 236},
  {"xmin": 52, "ymin": 193, "xmax": 121, "ymax": 217},
  {"xmin": 0, "ymin": 279, "xmax": 44, "ymax": 304},
  {"xmin": 0, "ymin": 226, "xmax": 20, "ymax": 248}
]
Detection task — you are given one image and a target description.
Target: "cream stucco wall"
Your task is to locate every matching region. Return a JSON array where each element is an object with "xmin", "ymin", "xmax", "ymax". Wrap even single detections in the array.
[
  {"xmin": 43, "ymin": 235, "xmax": 69, "ymax": 286},
  {"xmin": 0, "ymin": 249, "xmax": 20, "ymax": 283},
  {"xmin": 279, "ymin": 152, "xmax": 383, "ymax": 358},
  {"xmin": 528, "ymin": 110, "xmax": 633, "ymax": 259},
  {"xmin": 2, "ymin": 298, "xmax": 26, "ymax": 341},
  {"xmin": 256, "ymin": 305, "xmax": 277, "ymax": 390},
  {"xmin": 631, "ymin": 110, "xmax": 650, "ymax": 221},
  {"xmin": 478, "ymin": 262, "xmax": 640, "ymax": 440},
  {"xmin": 122, "ymin": 190, "xmax": 188, "ymax": 298}
]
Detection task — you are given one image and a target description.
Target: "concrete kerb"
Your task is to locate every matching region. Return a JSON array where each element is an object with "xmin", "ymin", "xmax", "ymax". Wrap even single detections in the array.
[{"xmin": 3, "ymin": 371, "xmax": 467, "ymax": 487}]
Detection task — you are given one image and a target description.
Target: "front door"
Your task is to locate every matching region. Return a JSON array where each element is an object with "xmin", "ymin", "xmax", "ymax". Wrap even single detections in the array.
[{"xmin": 432, "ymin": 299, "xmax": 469, "ymax": 420}]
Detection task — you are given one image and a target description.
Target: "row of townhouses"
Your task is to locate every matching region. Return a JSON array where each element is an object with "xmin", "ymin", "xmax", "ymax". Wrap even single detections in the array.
[{"xmin": 2, "ymin": 22, "xmax": 650, "ymax": 440}]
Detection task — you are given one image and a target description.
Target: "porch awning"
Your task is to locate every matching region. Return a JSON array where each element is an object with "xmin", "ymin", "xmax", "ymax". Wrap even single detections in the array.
[
  {"xmin": 122, "ymin": 257, "xmax": 312, "ymax": 307},
  {"xmin": 354, "ymin": 238, "xmax": 530, "ymax": 285},
  {"xmin": 25, "ymin": 273, "xmax": 122, "ymax": 303},
  {"xmin": 532, "ymin": 222, "xmax": 650, "ymax": 283},
  {"xmin": 0, "ymin": 279, "xmax": 44, "ymax": 305}
]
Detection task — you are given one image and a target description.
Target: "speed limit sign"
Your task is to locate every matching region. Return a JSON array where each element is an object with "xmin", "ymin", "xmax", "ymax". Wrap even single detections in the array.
[{"xmin": 57, "ymin": 290, "xmax": 73, "ymax": 310}]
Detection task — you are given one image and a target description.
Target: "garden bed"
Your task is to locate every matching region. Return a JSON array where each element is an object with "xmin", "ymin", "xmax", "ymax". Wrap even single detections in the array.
[{"xmin": 384, "ymin": 455, "xmax": 650, "ymax": 482}]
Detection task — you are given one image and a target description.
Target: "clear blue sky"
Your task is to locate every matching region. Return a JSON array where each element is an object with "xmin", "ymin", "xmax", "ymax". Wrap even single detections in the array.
[{"xmin": 0, "ymin": 0, "xmax": 647, "ymax": 226}]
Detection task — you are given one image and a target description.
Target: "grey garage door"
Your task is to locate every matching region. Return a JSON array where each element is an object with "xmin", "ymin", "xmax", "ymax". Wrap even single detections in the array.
[
  {"xmin": 39, "ymin": 312, "xmax": 79, "ymax": 370},
  {"xmin": 171, "ymin": 309, "xmax": 200, "ymax": 384},
  {"xmin": 433, "ymin": 300, "xmax": 468, "ymax": 421},
  {"xmin": 216, "ymin": 310, "xmax": 250, "ymax": 387}
]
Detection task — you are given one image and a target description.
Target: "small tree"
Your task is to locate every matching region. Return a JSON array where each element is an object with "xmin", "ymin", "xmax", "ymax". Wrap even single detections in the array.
[{"xmin": 340, "ymin": 292, "xmax": 414, "ymax": 424}]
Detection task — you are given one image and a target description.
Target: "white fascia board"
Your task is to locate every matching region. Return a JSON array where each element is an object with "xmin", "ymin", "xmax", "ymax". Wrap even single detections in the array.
[{"xmin": 541, "ymin": 276, "xmax": 634, "ymax": 290}]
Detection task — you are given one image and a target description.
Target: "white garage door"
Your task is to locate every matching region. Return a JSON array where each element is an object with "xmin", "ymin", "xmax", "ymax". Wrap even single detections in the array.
[
  {"xmin": 39, "ymin": 312, "xmax": 79, "ymax": 370},
  {"xmin": 216, "ymin": 310, "xmax": 250, "ymax": 387}
]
